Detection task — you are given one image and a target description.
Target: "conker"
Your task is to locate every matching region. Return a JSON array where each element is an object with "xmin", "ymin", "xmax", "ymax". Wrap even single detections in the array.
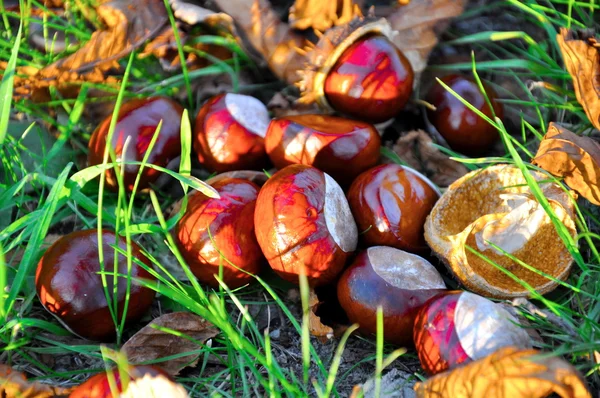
[
  {"xmin": 175, "ymin": 178, "xmax": 263, "ymax": 288},
  {"xmin": 324, "ymin": 35, "xmax": 414, "ymax": 123},
  {"xmin": 265, "ymin": 114, "xmax": 380, "ymax": 186},
  {"xmin": 426, "ymin": 74, "xmax": 504, "ymax": 156},
  {"xmin": 70, "ymin": 365, "xmax": 169, "ymax": 398},
  {"xmin": 35, "ymin": 230, "xmax": 156, "ymax": 341},
  {"xmin": 347, "ymin": 164, "xmax": 440, "ymax": 252},
  {"xmin": 194, "ymin": 93, "xmax": 271, "ymax": 172},
  {"xmin": 337, "ymin": 246, "xmax": 446, "ymax": 346},
  {"xmin": 254, "ymin": 164, "xmax": 358, "ymax": 286},
  {"xmin": 413, "ymin": 291, "xmax": 531, "ymax": 375},
  {"xmin": 88, "ymin": 97, "xmax": 184, "ymax": 191}
]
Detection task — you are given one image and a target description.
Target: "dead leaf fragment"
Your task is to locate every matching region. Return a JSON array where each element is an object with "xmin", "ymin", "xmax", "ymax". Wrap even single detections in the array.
[
  {"xmin": 122, "ymin": 312, "xmax": 219, "ymax": 376},
  {"xmin": 289, "ymin": 0, "xmax": 362, "ymax": 31},
  {"xmin": 309, "ymin": 289, "xmax": 334, "ymax": 342},
  {"xmin": 120, "ymin": 372, "xmax": 189, "ymax": 398},
  {"xmin": 557, "ymin": 28, "xmax": 600, "ymax": 130},
  {"xmin": 532, "ymin": 122, "xmax": 600, "ymax": 205},
  {"xmin": 390, "ymin": 130, "xmax": 469, "ymax": 187},
  {"xmin": 0, "ymin": 365, "xmax": 70, "ymax": 398},
  {"xmin": 414, "ymin": 347, "xmax": 591, "ymax": 398}
]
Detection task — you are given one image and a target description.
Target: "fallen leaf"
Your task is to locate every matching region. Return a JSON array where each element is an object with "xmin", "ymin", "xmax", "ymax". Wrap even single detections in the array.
[
  {"xmin": 289, "ymin": 0, "xmax": 362, "ymax": 31},
  {"xmin": 0, "ymin": 365, "xmax": 70, "ymax": 398},
  {"xmin": 414, "ymin": 347, "xmax": 591, "ymax": 398},
  {"xmin": 532, "ymin": 122, "xmax": 600, "ymax": 205},
  {"xmin": 388, "ymin": 0, "xmax": 467, "ymax": 79},
  {"xmin": 308, "ymin": 289, "xmax": 334, "ymax": 343},
  {"xmin": 120, "ymin": 372, "xmax": 189, "ymax": 398},
  {"xmin": 557, "ymin": 28, "xmax": 600, "ymax": 130},
  {"xmin": 390, "ymin": 130, "xmax": 469, "ymax": 187},
  {"xmin": 122, "ymin": 312, "xmax": 219, "ymax": 376},
  {"xmin": 351, "ymin": 368, "xmax": 416, "ymax": 398}
]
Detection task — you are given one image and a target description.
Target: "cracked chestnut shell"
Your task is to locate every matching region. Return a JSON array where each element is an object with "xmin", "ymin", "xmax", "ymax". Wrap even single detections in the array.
[
  {"xmin": 194, "ymin": 93, "xmax": 271, "ymax": 172},
  {"xmin": 265, "ymin": 114, "xmax": 380, "ymax": 186},
  {"xmin": 35, "ymin": 230, "xmax": 156, "ymax": 341},
  {"xmin": 70, "ymin": 365, "xmax": 169, "ymax": 398},
  {"xmin": 175, "ymin": 178, "xmax": 263, "ymax": 288},
  {"xmin": 426, "ymin": 75, "xmax": 503, "ymax": 156},
  {"xmin": 324, "ymin": 35, "xmax": 414, "ymax": 123},
  {"xmin": 254, "ymin": 164, "xmax": 358, "ymax": 286},
  {"xmin": 347, "ymin": 164, "xmax": 440, "ymax": 252},
  {"xmin": 337, "ymin": 246, "xmax": 446, "ymax": 345},
  {"xmin": 88, "ymin": 97, "xmax": 184, "ymax": 192},
  {"xmin": 413, "ymin": 291, "xmax": 531, "ymax": 375}
]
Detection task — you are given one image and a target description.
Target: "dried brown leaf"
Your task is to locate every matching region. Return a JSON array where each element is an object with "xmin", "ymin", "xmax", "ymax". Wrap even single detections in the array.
[
  {"xmin": 388, "ymin": 0, "xmax": 467, "ymax": 78},
  {"xmin": 122, "ymin": 312, "xmax": 219, "ymax": 376},
  {"xmin": 414, "ymin": 347, "xmax": 591, "ymax": 398},
  {"xmin": 532, "ymin": 122, "xmax": 600, "ymax": 205},
  {"xmin": 390, "ymin": 130, "xmax": 469, "ymax": 187},
  {"xmin": 289, "ymin": 0, "xmax": 362, "ymax": 31},
  {"xmin": 309, "ymin": 289, "xmax": 334, "ymax": 343},
  {"xmin": 557, "ymin": 28, "xmax": 600, "ymax": 130},
  {"xmin": 0, "ymin": 365, "xmax": 70, "ymax": 398}
]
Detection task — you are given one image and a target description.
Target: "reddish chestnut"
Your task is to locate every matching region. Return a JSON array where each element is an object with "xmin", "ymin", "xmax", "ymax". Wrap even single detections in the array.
[
  {"xmin": 254, "ymin": 164, "xmax": 358, "ymax": 286},
  {"xmin": 35, "ymin": 230, "xmax": 156, "ymax": 341},
  {"xmin": 347, "ymin": 164, "xmax": 440, "ymax": 252},
  {"xmin": 70, "ymin": 365, "xmax": 170, "ymax": 398},
  {"xmin": 175, "ymin": 178, "xmax": 263, "ymax": 288},
  {"xmin": 194, "ymin": 93, "xmax": 271, "ymax": 172},
  {"xmin": 324, "ymin": 35, "xmax": 414, "ymax": 123},
  {"xmin": 337, "ymin": 246, "xmax": 446, "ymax": 345},
  {"xmin": 426, "ymin": 74, "xmax": 504, "ymax": 156},
  {"xmin": 413, "ymin": 291, "xmax": 532, "ymax": 375},
  {"xmin": 88, "ymin": 97, "xmax": 184, "ymax": 191},
  {"xmin": 265, "ymin": 114, "xmax": 380, "ymax": 186}
]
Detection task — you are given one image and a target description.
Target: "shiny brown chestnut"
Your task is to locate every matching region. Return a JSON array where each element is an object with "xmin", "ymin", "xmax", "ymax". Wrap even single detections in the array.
[
  {"xmin": 175, "ymin": 178, "xmax": 263, "ymax": 288},
  {"xmin": 413, "ymin": 291, "xmax": 531, "ymax": 375},
  {"xmin": 254, "ymin": 164, "xmax": 358, "ymax": 286},
  {"xmin": 70, "ymin": 365, "xmax": 173, "ymax": 398},
  {"xmin": 426, "ymin": 74, "xmax": 504, "ymax": 156},
  {"xmin": 88, "ymin": 97, "xmax": 184, "ymax": 191},
  {"xmin": 194, "ymin": 93, "xmax": 271, "ymax": 172},
  {"xmin": 265, "ymin": 114, "xmax": 380, "ymax": 186},
  {"xmin": 337, "ymin": 246, "xmax": 446, "ymax": 345},
  {"xmin": 35, "ymin": 230, "xmax": 156, "ymax": 341},
  {"xmin": 347, "ymin": 164, "xmax": 440, "ymax": 252}
]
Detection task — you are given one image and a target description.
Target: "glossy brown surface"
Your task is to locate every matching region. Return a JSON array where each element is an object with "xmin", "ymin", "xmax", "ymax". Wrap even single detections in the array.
[
  {"xmin": 88, "ymin": 97, "xmax": 184, "ymax": 191},
  {"xmin": 347, "ymin": 164, "xmax": 439, "ymax": 252},
  {"xmin": 194, "ymin": 93, "xmax": 269, "ymax": 172},
  {"xmin": 254, "ymin": 165, "xmax": 353, "ymax": 286},
  {"xmin": 337, "ymin": 249, "xmax": 445, "ymax": 346},
  {"xmin": 35, "ymin": 230, "xmax": 156, "ymax": 341},
  {"xmin": 70, "ymin": 365, "xmax": 168, "ymax": 398},
  {"xmin": 324, "ymin": 35, "xmax": 414, "ymax": 123},
  {"xmin": 265, "ymin": 114, "xmax": 380, "ymax": 186},
  {"xmin": 426, "ymin": 74, "xmax": 504, "ymax": 156},
  {"xmin": 413, "ymin": 291, "xmax": 470, "ymax": 375},
  {"xmin": 175, "ymin": 178, "xmax": 263, "ymax": 288}
]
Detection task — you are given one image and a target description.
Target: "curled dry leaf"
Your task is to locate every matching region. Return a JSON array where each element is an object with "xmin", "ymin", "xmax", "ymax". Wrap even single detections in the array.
[
  {"xmin": 0, "ymin": 365, "xmax": 70, "ymax": 398},
  {"xmin": 309, "ymin": 289, "xmax": 334, "ymax": 343},
  {"xmin": 390, "ymin": 130, "xmax": 469, "ymax": 187},
  {"xmin": 532, "ymin": 122, "xmax": 600, "ymax": 205},
  {"xmin": 557, "ymin": 28, "xmax": 600, "ymax": 130},
  {"xmin": 414, "ymin": 347, "xmax": 592, "ymax": 398},
  {"xmin": 289, "ymin": 0, "xmax": 363, "ymax": 31},
  {"xmin": 122, "ymin": 312, "xmax": 219, "ymax": 376}
]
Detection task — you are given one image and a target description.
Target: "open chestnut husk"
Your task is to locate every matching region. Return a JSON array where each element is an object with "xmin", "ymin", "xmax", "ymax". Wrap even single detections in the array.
[
  {"xmin": 35, "ymin": 230, "xmax": 156, "ymax": 341},
  {"xmin": 175, "ymin": 177, "xmax": 263, "ymax": 288},
  {"xmin": 298, "ymin": 15, "xmax": 414, "ymax": 123},
  {"xmin": 426, "ymin": 74, "xmax": 503, "ymax": 156},
  {"xmin": 413, "ymin": 291, "xmax": 531, "ymax": 375},
  {"xmin": 88, "ymin": 97, "xmax": 184, "ymax": 192},
  {"xmin": 425, "ymin": 164, "xmax": 577, "ymax": 298},
  {"xmin": 347, "ymin": 164, "xmax": 440, "ymax": 252},
  {"xmin": 337, "ymin": 246, "xmax": 446, "ymax": 346},
  {"xmin": 265, "ymin": 114, "xmax": 380, "ymax": 186},
  {"xmin": 254, "ymin": 164, "xmax": 358, "ymax": 286},
  {"xmin": 194, "ymin": 93, "xmax": 271, "ymax": 172}
]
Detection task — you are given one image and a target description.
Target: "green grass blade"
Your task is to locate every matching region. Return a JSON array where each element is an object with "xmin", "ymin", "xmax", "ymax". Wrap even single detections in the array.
[{"xmin": 0, "ymin": 22, "xmax": 22, "ymax": 145}]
